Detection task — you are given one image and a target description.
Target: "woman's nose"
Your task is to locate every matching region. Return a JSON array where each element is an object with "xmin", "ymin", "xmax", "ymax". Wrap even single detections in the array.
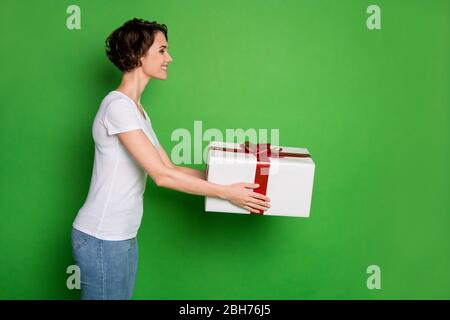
[{"xmin": 166, "ymin": 53, "xmax": 173, "ymax": 63}]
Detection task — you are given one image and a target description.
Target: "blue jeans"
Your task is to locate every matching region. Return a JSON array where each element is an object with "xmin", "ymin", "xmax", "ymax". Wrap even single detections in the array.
[{"xmin": 71, "ymin": 227, "xmax": 138, "ymax": 300}]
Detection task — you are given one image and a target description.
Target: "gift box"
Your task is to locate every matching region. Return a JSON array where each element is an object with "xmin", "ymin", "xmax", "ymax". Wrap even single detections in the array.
[{"xmin": 204, "ymin": 141, "xmax": 315, "ymax": 217}]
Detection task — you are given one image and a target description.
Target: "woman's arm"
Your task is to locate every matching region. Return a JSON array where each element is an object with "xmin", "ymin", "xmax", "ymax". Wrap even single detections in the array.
[
  {"xmin": 118, "ymin": 130, "xmax": 270, "ymax": 213},
  {"xmin": 175, "ymin": 166, "xmax": 206, "ymax": 180},
  {"xmin": 156, "ymin": 145, "xmax": 206, "ymax": 180}
]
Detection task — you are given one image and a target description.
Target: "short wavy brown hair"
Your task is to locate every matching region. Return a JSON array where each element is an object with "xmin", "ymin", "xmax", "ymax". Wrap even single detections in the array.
[{"xmin": 105, "ymin": 18, "xmax": 168, "ymax": 72}]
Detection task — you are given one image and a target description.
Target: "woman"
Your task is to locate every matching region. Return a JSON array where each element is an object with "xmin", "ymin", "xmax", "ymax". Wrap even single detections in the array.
[{"xmin": 71, "ymin": 18, "xmax": 271, "ymax": 300}]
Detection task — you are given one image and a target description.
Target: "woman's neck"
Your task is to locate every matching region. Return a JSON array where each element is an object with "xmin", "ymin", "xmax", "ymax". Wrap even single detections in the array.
[{"xmin": 116, "ymin": 69, "xmax": 150, "ymax": 106}]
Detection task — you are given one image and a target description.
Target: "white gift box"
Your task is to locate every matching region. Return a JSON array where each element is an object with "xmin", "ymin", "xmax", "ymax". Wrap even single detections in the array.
[{"xmin": 204, "ymin": 141, "xmax": 315, "ymax": 217}]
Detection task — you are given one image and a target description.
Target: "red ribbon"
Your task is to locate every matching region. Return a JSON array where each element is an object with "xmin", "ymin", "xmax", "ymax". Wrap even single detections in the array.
[{"xmin": 209, "ymin": 141, "xmax": 311, "ymax": 215}]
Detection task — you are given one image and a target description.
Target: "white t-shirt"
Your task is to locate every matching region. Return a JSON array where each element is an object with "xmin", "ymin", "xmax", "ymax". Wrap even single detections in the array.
[{"xmin": 73, "ymin": 90, "xmax": 161, "ymax": 240}]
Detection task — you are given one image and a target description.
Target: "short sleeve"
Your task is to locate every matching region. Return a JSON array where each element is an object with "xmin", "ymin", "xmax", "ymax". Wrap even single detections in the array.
[{"xmin": 103, "ymin": 99, "xmax": 142, "ymax": 136}]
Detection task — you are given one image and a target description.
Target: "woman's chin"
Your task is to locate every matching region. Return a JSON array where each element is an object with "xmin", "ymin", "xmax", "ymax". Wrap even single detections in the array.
[{"xmin": 154, "ymin": 73, "xmax": 168, "ymax": 80}]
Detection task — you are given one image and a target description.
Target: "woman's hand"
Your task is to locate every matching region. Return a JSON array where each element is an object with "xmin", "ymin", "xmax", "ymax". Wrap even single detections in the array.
[{"xmin": 223, "ymin": 182, "xmax": 271, "ymax": 213}]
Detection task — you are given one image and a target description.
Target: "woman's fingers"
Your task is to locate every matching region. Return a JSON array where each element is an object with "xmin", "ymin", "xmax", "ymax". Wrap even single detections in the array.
[
  {"xmin": 249, "ymin": 198, "xmax": 270, "ymax": 208},
  {"xmin": 240, "ymin": 183, "xmax": 270, "ymax": 202},
  {"xmin": 250, "ymin": 191, "xmax": 270, "ymax": 201},
  {"xmin": 246, "ymin": 202, "xmax": 270, "ymax": 212},
  {"xmin": 243, "ymin": 205, "xmax": 260, "ymax": 214}
]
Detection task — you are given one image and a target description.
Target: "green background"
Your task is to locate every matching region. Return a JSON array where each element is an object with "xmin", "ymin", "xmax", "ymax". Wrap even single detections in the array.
[{"xmin": 0, "ymin": 0, "xmax": 449, "ymax": 299}]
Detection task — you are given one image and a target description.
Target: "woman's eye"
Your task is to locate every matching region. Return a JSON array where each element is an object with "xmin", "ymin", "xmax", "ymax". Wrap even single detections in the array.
[{"xmin": 160, "ymin": 50, "xmax": 165, "ymax": 54}]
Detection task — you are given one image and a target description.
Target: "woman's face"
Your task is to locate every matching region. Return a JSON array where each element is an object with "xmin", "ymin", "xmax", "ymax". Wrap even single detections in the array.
[{"xmin": 140, "ymin": 31, "xmax": 173, "ymax": 80}]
